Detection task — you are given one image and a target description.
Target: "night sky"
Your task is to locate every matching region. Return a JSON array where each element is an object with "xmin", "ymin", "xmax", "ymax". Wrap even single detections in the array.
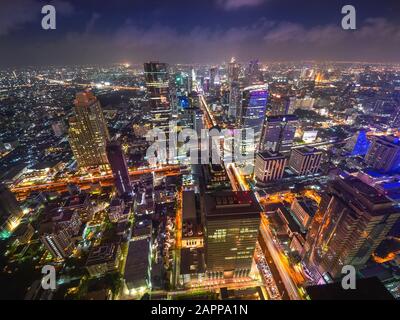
[{"xmin": 1, "ymin": 0, "xmax": 400, "ymax": 67}]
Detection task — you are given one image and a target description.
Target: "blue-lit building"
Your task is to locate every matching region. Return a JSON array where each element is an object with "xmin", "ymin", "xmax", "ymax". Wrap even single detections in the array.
[
  {"xmin": 345, "ymin": 130, "xmax": 370, "ymax": 156},
  {"xmin": 365, "ymin": 136, "xmax": 400, "ymax": 173},
  {"xmin": 236, "ymin": 85, "xmax": 268, "ymax": 155}
]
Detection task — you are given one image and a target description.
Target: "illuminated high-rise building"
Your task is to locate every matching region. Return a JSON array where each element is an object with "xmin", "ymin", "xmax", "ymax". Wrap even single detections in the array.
[
  {"xmin": 144, "ymin": 62, "xmax": 171, "ymax": 130},
  {"xmin": 227, "ymin": 57, "xmax": 240, "ymax": 83},
  {"xmin": 309, "ymin": 177, "xmax": 400, "ymax": 278},
  {"xmin": 236, "ymin": 85, "xmax": 268, "ymax": 155},
  {"xmin": 68, "ymin": 92, "xmax": 110, "ymax": 168},
  {"xmin": 209, "ymin": 67, "xmax": 218, "ymax": 89},
  {"xmin": 260, "ymin": 114, "xmax": 298, "ymax": 154},
  {"xmin": 204, "ymin": 191, "xmax": 262, "ymax": 279},
  {"xmin": 106, "ymin": 141, "xmax": 132, "ymax": 196},
  {"xmin": 344, "ymin": 130, "xmax": 370, "ymax": 156},
  {"xmin": 228, "ymin": 81, "xmax": 241, "ymax": 118},
  {"xmin": 364, "ymin": 136, "xmax": 400, "ymax": 173},
  {"xmin": 289, "ymin": 146, "xmax": 322, "ymax": 176},
  {"xmin": 254, "ymin": 150, "xmax": 287, "ymax": 183},
  {"xmin": 246, "ymin": 59, "xmax": 263, "ymax": 85},
  {"xmin": 0, "ymin": 183, "xmax": 23, "ymax": 235}
]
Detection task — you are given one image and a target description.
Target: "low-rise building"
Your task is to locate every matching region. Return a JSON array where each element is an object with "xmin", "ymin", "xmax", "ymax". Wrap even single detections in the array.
[{"xmin": 85, "ymin": 243, "xmax": 122, "ymax": 277}]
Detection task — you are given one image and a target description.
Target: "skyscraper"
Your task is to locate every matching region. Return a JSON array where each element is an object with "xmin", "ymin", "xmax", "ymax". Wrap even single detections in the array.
[
  {"xmin": 289, "ymin": 147, "xmax": 322, "ymax": 176},
  {"xmin": 344, "ymin": 130, "xmax": 370, "ymax": 156},
  {"xmin": 144, "ymin": 62, "xmax": 171, "ymax": 131},
  {"xmin": 236, "ymin": 85, "xmax": 268, "ymax": 155},
  {"xmin": 68, "ymin": 92, "xmax": 110, "ymax": 168},
  {"xmin": 228, "ymin": 81, "xmax": 241, "ymax": 118},
  {"xmin": 254, "ymin": 150, "xmax": 287, "ymax": 184},
  {"xmin": 209, "ymin": 67, "xmax": 218, "ymax": 90},
  {"xmin": 0, "ymin": 183, "xmax": 23, "ymax": 235},
  {"xmin": 227, "ymin": 57, "xmax": 240, "ymax": 83},
  {"xmin": 204, "ymin": 191, "xmax": 262, "ymax": 279},
  {"xmin": 246, "ymin": 60, "xmax": 263, "ymax": 85},
  {"xmin": 106, "ymin": 141, "xmax": 132, "ymax": 196},
  {"xmin": 260, "ymin": 114, "xmax": 298, "ymax": 154},
  {"xmin": 309, "ymin": 176, "xmax": 400, "ymax": 278},
  {"xmin": 364, "ymin": 136, "xmax": 400, "ymax": 173}
]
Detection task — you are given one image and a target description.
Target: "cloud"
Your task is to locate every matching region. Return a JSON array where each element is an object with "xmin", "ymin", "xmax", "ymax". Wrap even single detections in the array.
[
  {"xmin": 0, "ymin": 0, "xmax": 39, "ymax": 36},
  {"xmin": 216, "ymin": 0, "xmax": 268, "ymax": 10},
  {"xmin": 0, "ymin": 0, "xmax": 74, "ymax": 36},
  {"xmin": 85, "ymin": 12, "xmax": 101, "ymax": 34},
  {"xmin": 1, "ymin": 16, "xmax": 400, "ymax": 66}
]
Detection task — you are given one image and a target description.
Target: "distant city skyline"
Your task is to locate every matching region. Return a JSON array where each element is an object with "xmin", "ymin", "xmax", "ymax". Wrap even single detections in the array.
[
  {"xmin": 2, "ymin": 0, "xmax": 400, "ymax": 303},
  {"xmin": 1, "ymin": 0, "xmax": 400, "ymax": 67}
]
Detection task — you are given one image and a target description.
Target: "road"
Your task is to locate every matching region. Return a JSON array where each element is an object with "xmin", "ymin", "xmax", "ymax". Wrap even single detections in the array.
[
  {"xmin": 254, "ymin": 242, "xmax": 282, "ymax": 300},
  {"xmin": 198, "ymin": 91, "xmax": 217, "ymax": 128},
  {"xmin": 35, "ymin": 76, "xmax": 141, "ymax": 91},
  {"xmin": 11, "ymin": 165, "xmax": 182, "ymax": 198},
  {"xmin": 259, "ymin": 215, "xmax": 302, "ymax": 300}
]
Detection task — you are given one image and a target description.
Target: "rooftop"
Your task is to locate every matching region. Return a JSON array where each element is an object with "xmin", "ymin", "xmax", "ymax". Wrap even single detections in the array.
[
  {"xmin": 306, "ymin": 277, "xmax": 394, "ymax": 300},
  {"xmin": 331, "ymin": 176, "xmax": 400, "ymax": 216},
  {"xmin": 86, "ymin": 243, "xmax": 120, "ymax": 267},
  {"xmin": 205, "ymin": 191, "xmax": 262, "ymax": 219},
  {"xmin": 258, "ymin": 150, "xmax": 285, "ymax": 160},
  {"xmin": 124, "ymin": 238, "xmax": 151, "ymax": 289},
  {"xmin": 182, "ymin": 190, "xmax": 197, "ymax": 222}
]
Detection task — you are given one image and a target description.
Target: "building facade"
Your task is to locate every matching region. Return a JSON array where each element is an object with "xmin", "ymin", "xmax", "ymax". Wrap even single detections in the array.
[
  {"xmin": 68, "ymin": 92, "xmax": 110, "ymax": 168},
  {"xmin": 289, "ymin": 147, "xmax": 322, "ymax": 176},
  {"xmin": 260, "ymin": 115, "xmax": 298, "ymax": 154},
  {"xmin": 106, "ymin": 141, "xmax": 132, "ymax": 196},
  {"xmin": 365, "ymin": 136, "xmax": 400, "ymax": 173},
  {"xmin": 254, "ymin": 150, "xmax": 287, "ymax": 183},
  {"xmin": 309, "ymin": 177, "xmax": 400, "ymax": 278},
  {"xmin": 144, "ymin": 62, "xmax": 171, "ymax": 131},
  {"xmin": 204, "ymin": 191, "xmax": 262, "ymax": 279}
]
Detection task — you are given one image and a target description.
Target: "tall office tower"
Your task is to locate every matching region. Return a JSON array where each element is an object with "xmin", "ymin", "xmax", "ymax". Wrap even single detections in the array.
[
  {"xmin": 106, "ymin": 141, "xmax": 132, "ymax": 196},
  {"xmin": 236, "ymin": 85, "xmax": 268, "ymax": 155},
  {"xmin": 204, "ymin": 191, "xmax": 262, "ymax": 279},
  {"xmin": 227, "ymin": 57, "xmax": 240, "ymax": 83},
  {"xmin": 144, "ymin": 62, "xmax": 171, "ymax": 131},
  {"xmin": 289, "ymin": 147, "xmax": 322, "ymax": 176},
  {"xmin": 309, "ymin": 176, "xmax": 400, "ymax": 278},
  {"xmin": 228, "ymin": 81, "xmax": 241, "ymax": 118},
  {"xmin": 259, "ymin": 114, "xmax": 298, "ymax": 154},
  {"xmin": 364, "ymin": 136, "xmax": 400, "ymax": 173},
  {"xmin": 254, "ymin": 150, "xmax": 287, "ymax": 184},
  {"xmin": 68, "ymin": 92, "xmax": 110, "ymax": 168},
  {"xmin": 344, "ymin": 130, "xmax": 370, "ymax": 156},
  {"xmin": 0, "ymin": 183, "xmax": 23, "ymax": 234},
  {"xmin": 209, "ymin": 67, "xmax": 218, "ymax": 89},
  {"xmin": 246, "ymin": 59, "xmax": 263, "ymax": 85}
]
